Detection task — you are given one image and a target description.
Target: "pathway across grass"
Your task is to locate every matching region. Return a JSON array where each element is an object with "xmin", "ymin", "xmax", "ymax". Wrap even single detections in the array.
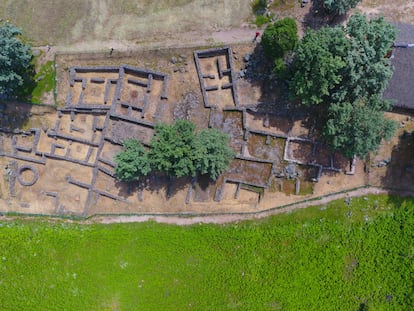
[{"xmin": 0, "ymin": 195, "xmax": 412, "ymax": 310}]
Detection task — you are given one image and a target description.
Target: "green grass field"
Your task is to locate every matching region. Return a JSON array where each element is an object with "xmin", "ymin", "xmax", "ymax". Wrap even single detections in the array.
[
  {"xmin": 31, "ymin": 60, "xmax": 55, "ymax": 104},
  {"xmin": 0, "ymin": 195, "xmax": 413, "ymax": 310}
]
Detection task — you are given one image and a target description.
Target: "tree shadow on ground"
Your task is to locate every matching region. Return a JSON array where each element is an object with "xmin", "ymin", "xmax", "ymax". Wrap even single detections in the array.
[
  {"xmin": 379, "ymin": 130, "xmax": 414, "ymax": 192},
  {"xmin": 115, "ymin": 180, "xmax": 138, "ymax": 199},
  {"xmin": 242, "ymin": 43, "xmax": 311, "ymax": 124},
  {"xmin": 302, "ymin": 0, "xmax": 349, "ymax": 31},
  {"xmin": 15, "ymin": 61, "xmax": 37, "ymax": 102},
  {"xmin": 145, "ymin": 172, "xmax": 191, "ymax": 199},
  {"xmin": 115, "ymin": 172, "xmax": 191, "ymax": 200},
  {"xmin": 0, "ymin": 101, "xmax": 35, "ymax": 131}
]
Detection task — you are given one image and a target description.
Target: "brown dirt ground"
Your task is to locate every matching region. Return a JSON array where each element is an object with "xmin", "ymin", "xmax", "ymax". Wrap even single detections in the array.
[
  {"xmin": 1, "ymin": 1, "xmax": 414, "ymax": 219},
  {"xmin": 2, "ymin": 42, "xmax": 411, "ymax": 217}
]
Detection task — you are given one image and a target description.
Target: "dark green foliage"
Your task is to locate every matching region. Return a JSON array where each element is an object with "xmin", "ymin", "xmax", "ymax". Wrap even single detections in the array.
[
  {"xmin": 291, "ymin": 14, "xmax": 396, "ymax": 106},
  {"xmin": 0, "ymin": 195, "xmax": 412, "ymax": 309},
  {"xmin": 262, "ymin": 17, "xmax": 298, "ymax": 59},
  {"xmin": 323, "ymin": 98, "xmax": 397, "ymax": 158},
  {"xmin": 339, "ymin": 14, "xmax": 398, "ymax": 103},
  {"xmin": 149, "ymin": 120, "xmax": 198, "ymax": 178},
  {"xmin": 290, "ymin": 26, "xmax": 349, "ymax": 106},
  {"xmin": 273, "ymin": 57, "xmax": 289, "ymax": 80},
  {"xmin": 0, "ymin": 23, "xmax": 33, "ymax": 97},
  {"xmin": 251, "ymin": 0, "xmax": 267, "ymax": 15},
  {"xmin": 323, "ymin": 0, "xmax": 361, "ymax": 15},
  {"xmin": 254, "ymin": 14, "xmax": 273, "ymax": 27},
  {"xmin": 114, "ymin": 139, "xmax": 151, "ymax": 181},
  {"xmin": 346, "ymin": 14, "xmax": 397, "ymax": 62},
  {"xmin": 195, "ymin": 128, "xmax": 235, "ymax": 180},
  {"xmin": 290, "ymin": 14, "xmax": 397, "ymax": 158},
  {"xmin": 114, "ymin": 121, "xmax": 234, "ymax": 181}
]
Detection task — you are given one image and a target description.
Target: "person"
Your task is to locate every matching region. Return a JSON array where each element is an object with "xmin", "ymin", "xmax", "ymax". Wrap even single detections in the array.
[
  {"xmin": 110, "ymin": 47, "xmax": 114, "ymax": 55},
  {"xmin": 46, "ymin": 45, "xmax": 51, "ymax": 52},
  {"xmin": 253, "ymin": 31, "xmax": 260, "ymax": 43}
]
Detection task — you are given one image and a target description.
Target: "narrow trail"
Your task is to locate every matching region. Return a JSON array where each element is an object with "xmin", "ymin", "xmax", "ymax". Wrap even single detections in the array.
[
  {"xmin": 36, "ymin": 27, "xmax": 259, "ymax": 55},
  {"xmin": 91, "ymin": 187, "xmax": 412, "ymax": 225},
  {"xmin": 3, "ymin": 187, "xmax": 408, "ymax": 226}
]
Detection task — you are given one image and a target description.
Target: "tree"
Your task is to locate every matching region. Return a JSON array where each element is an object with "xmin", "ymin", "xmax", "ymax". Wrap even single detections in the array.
[
  {"xmin": 262, "ymin": 17, "xmax": 298, "ymax": 59},
  {"xmin": 290, "ymin": 26, "xmax": 349, "ymax": 106},
  {"xmin": 115, "ymin": 121, "xmax": 235, "ymax": 182},
  {"xmin": 114, "ymin": 139, "xmax": 151, "ymax": 182},
  {"xmin": 195, "ymin": 128, "xmax": 235, "ymax": 180},
  {"xmin": 346, "ymin": 14, "xmax": 397, "ymax": 61},
  {"xmin": 323, "ymin": 0, "xmax": 361, "ymax": 16},
  {"xmin": 0, "ymin": 23, "xmax": 32, "ymax": 98},
  {"xmin": 338, "ymin": 14, "xmax": 397, "ymax": 103},
  {"xmin": 323, "ymin": 97, "xmax": 397, "ymax": 159},
  {"xmin": 290, "ymin": 14, "xmax": 397, "ymax": 158},
  {"xmin": 291, "ymin": 14, "xmax": 397, "ymax": 107},
  {"xmin": 149, "ymin": 120, "xmax": 198, "ymax": 178}
]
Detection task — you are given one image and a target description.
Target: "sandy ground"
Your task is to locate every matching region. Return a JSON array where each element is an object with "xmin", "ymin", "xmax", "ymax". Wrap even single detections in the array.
[{"xmin": 2, "ymin": 186, "xmax": 412, "ymax": 225}]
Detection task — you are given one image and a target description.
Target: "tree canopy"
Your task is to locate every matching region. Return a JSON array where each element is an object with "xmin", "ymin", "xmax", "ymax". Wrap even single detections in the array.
[
  {"xmin": 323, "ymin": 97, "xmax": 397, "ymax": 158},
  {"xmin": 0, "ymin": 23, "xmax": 32, "ymax": 97},
  {"xmin": 290, "ymin": 14, "xmax": 397, "ymax": 158},
  {"xmin": 149, "ymin": 120, "xmax": 198, "ymax": 178},
  {"xmin": 322, "ymin": 0, "xmax": 361, "ymax": 16},
  {"xmin": 291, "ymin": 14, "xmax": 397, "ymax": 107},
  {"xmin": 195, "ymin": 128, "xmax": 235, "ymax": 180},
  {"xmin": 114, "ymin": 139, "xmax": 151, "ymax": 182},
  {"xmin": 290, "ymin": 26, "xmax": 349, "ymax": 106},
  {"xmin": 114, "ymin": 121, "xmax": 235, "ymax": 181},
  {"xmin": 262, "ymin": 17, "xmax": 298, "ymax": 59}
]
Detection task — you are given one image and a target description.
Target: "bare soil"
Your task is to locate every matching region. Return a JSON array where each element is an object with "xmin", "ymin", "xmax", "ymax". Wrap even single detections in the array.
[{"xmin": 0, "ymin": 0, "xmax": 413, "ymax": 220}]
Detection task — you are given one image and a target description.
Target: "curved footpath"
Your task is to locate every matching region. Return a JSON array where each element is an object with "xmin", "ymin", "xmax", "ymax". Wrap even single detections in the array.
[{"xmin": 90, "ymin": 187, "xmax": 413, "ymax": 225}]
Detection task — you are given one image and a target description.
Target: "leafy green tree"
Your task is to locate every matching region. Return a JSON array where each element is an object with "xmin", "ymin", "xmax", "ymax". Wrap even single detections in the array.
[
  {"xmin": 114, "ymin": 139, "xmax": 151, "ymax": 181},
  {"xmin": 149, "ymin": 120, "xmax": 198, "ymax": 178},
  {"xmin": 290, "ymin": 14, "xmax": 397, "ymax": 158},
  {"xmin": 0, "ymin": 23, "xmax": 32, "ymax": 97},
  {"xmin": 338, "ymin": 14, "xmax": 397, "ymax": 103},
  {"xmin": 195, "ymin": 128, "xmax": 235, "ymax": 180},
  {"xmin": 290, "ymin": 26, "xmax": 349, "ymax": 106},
  {"xmin": 262, "ymin": 17, "xmax": 298, "ymax": 59},
  {"xmin": 292, "ymin": 14, "xmax": 396, "ymax": 106},
  {"xmin": 323, "ymin": 97, "xmax": 397, "ymax": 159},
  {"xmin": 116, "ymin": 121, "xmax": 235, "ymax": 182},
  {"xmin": 323, "ymin": 0, "xmax": 361, "ymax": 16},
  {"xmin": 346, "ymin": 14, "xmax": 397, "ymax": 61}
]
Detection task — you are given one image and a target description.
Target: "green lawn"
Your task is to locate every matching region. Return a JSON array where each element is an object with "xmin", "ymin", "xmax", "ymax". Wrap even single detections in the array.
[
  {"xmin": 0, "ymin": 195, "xmax": 412, "ymax": 310},
  {"xmin": 31, "ymin": 60, "xmax": 55, "ymax": 104}
]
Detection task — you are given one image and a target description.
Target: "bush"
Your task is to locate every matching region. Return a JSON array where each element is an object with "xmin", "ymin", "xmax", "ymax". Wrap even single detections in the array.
[
  {"xmin": 262, "ymin": 17, "xmax": 298, "ymax": 59},
  {"xmin": 114, "ymin": 139, "xmax": 151, "ymax": 181},
  {"xmin": 255, "ymin": 14, "xmax": 273, "ymax": 27},
  {"xmin": 0, "ymin": 23, "xmax": 33, "ymax": 98},
  {"xmin": 273, "ymin": 57, "xmax": 290, "ymax": 80},
  {"xmin": 251, "ymin": 0, "xmax": 267, "ymax": 15}
]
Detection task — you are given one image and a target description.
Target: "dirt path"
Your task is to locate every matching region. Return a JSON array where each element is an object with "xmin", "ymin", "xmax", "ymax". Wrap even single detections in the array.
[
  {"xmin": 1, "ymin": 187, "xmax": 412, "ymax": 225},
  {"xmin": 83, "ymin": 187, "xmax": 413, "ymax": 225},
  {"xmin": 42, "ymin": 27, "xmax": 258, "ymax": 55}
]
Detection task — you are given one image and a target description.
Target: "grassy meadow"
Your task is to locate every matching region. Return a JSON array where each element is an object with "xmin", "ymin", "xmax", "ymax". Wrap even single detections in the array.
[{"xmin": 0, "ymin": 195, "xmax": 413, "ymax": 310}]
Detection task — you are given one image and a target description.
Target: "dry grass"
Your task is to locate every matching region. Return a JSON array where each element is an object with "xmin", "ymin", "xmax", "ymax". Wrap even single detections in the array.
[{"xmin": 1, "ymin": 0, "xmax": 251, "ymax": 46}]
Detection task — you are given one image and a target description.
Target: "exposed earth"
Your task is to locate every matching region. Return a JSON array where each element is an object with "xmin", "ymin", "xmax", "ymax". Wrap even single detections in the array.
[{"xmin": 0, "ymin": 0, "xmax": 414, "ymax": 220}]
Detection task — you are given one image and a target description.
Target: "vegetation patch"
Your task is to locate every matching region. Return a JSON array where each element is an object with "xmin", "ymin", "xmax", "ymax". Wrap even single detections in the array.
[
  {"xmin": 31, "ymin": 60, "xmax": 55, "ymax": 104},
  {"xmin": 0, "ymin": 195, "xmax": 412, "ymax": 310}
]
